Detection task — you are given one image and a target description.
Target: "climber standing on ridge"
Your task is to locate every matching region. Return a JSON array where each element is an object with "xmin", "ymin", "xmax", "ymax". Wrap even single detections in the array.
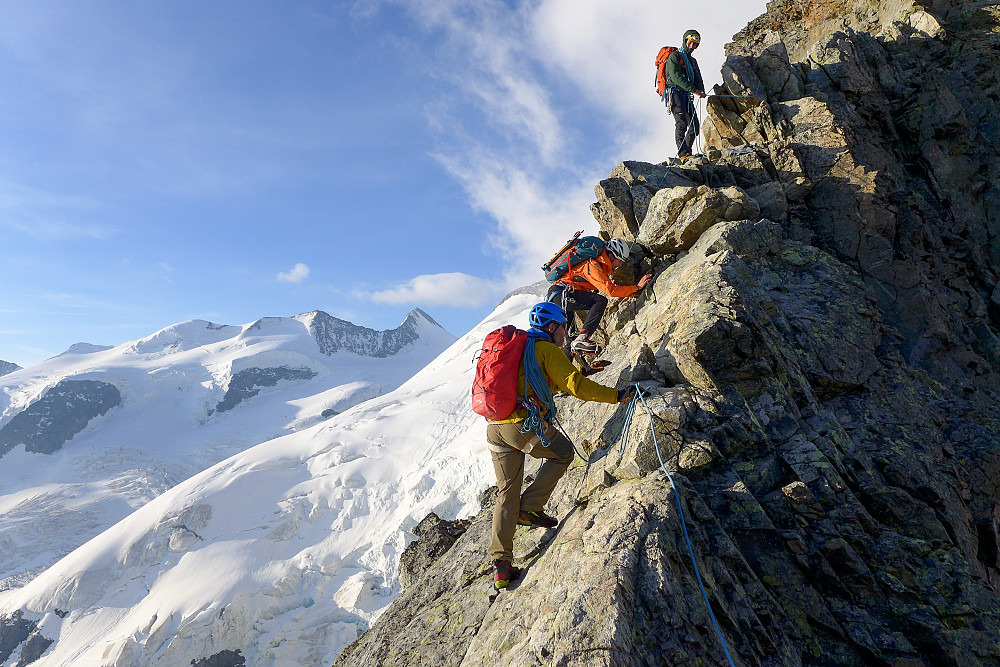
[
  {"xmin": 662, "ymin": 29, "xmax": 706, "ymax": 160},
  {"xmin": 474, "ymin": 302, "xmax": 635, "ymax": 589},
  {"xmin": 547, "ymin": 238, "xmax": 653, "ymax": 359}
]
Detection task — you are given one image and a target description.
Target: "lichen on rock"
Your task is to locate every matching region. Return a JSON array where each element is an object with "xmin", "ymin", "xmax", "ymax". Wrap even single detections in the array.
[{"xmin": 334, "ymin": 2, "xmax": 1000, "ymax": 665}]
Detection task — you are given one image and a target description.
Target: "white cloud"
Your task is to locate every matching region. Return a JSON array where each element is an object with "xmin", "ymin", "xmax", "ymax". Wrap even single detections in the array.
[
  {"xmin": 369, "ymin": 273, "xmax": 504, "ymax": 307},
  {"xmin": 374, "ymin": 0, "xmax": 565, "ymax": 165},
  {"xmin": 277, "ymin": 263, "xmax": 310, "ymax": 284},
  {"xmin": 365, "ymin": 0, "xmax": 766, "ymax": 301}
]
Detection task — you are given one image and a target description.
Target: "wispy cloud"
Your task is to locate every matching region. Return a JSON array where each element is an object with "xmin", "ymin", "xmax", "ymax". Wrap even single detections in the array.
[
  {"xmin": 0, "ymin": 180, "xmax": 112, "ymax": 241},
  {"xmin": 373, "ymin": 0, "xmax": 565, "ymax": 165},
  {"xmin": 361, "ymin": 1, "xmax": 762, "ymax": 297},
  {"xmin": 38, "ymin": 292, "xmax": 123, "ymax": 311},
  {"xmin": 368, "ymin": 273, "xmax": 504, "ymax": 307},
  {"xmin": 277, "ymin": 263, "xmax": 310, "ymax": 284}
]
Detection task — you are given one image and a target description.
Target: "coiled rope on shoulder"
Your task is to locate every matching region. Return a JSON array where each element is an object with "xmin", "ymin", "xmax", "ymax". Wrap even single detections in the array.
[{"xmin": 519, "ymin": 330, "xmax": 557, "ymax": 447}]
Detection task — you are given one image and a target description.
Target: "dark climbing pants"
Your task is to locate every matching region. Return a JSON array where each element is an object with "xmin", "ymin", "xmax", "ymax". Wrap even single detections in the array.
[
  {"xmin": 671, "ymin": 89, "xmax": 699, "ymax": 157},
  {"xmin": 487, "ymin": 421, "xmax": 573, "ymax": 561},
  {"xmin": 547, "ymin": 286, "xmax": 607, "ymax": 337}
]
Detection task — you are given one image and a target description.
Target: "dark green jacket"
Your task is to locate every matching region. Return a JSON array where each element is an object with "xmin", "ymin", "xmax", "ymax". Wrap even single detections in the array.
[{"xmin": 664, "ymin": 47, "xmax": 704, "ymax": 94}]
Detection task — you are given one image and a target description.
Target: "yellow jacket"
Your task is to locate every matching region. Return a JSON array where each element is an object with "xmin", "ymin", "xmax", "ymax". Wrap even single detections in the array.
[{"xmin": 489, "ymin": 338, "xmax": 618, "ymax": 424}]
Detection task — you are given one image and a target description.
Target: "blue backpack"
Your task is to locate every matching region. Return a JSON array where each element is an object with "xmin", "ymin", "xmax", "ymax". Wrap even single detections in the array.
[{"xmin": 542, "ymin": 234, "xmax": 606, "ymax": 284}]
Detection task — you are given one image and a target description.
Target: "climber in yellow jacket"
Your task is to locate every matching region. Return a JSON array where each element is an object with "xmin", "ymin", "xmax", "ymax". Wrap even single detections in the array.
[{"xmin": 486, "ymin": 302, "xmax": 634, "ymax": 589}]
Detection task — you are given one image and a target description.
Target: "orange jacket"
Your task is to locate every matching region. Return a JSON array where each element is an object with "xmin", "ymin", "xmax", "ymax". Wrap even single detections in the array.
[{"xmin": 555, "ymin": 251, "xmax": 639, "ymax": 298}]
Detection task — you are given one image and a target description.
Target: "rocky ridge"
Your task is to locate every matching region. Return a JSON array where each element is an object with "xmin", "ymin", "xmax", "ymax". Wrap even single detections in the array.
[
  {"xmin": 303, "ymin": 308, "xmax": 441, "ymax": 358},
  {"xmin": 334, "ymin": 1, "xmax": 1000, "ymax": 665},
  {"xmin": 0, "ymin": 361, "xmax": 20, "ymax": 378},
  {"xmin": 0, "ymin": 380, "xmax": 121, "ymax": 458}
]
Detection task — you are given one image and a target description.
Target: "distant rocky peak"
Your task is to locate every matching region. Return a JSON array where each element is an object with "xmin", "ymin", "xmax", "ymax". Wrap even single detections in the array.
[
  {"xmin": 399, "ymin": 308, "xmax": 444, "ymax": 331},
  {"xmin": 298, "ymin": 309, "xmax": 445, "ymax": 358},
  {"xmin": 0, "ymin": 360, "xmax": 21, "ymax": 377}
]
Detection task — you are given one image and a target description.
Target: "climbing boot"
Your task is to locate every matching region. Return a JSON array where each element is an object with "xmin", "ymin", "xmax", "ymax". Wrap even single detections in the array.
[
  {"xmin": 570, "ymin": 334, "xmax": 602, "ymax": 357},
  {"xmin": 518, "ymin": 510, "xmax": 558, "ymax": 528},
  {"xmin": 493, "ymin": 559, "xmax": 521, "ymax": 589}
]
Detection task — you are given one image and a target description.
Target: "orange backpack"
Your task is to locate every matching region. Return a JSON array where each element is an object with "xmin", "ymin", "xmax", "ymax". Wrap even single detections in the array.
[{"xmin": 655, "ymin": 46, "xmax": 682, "ymax": 97}]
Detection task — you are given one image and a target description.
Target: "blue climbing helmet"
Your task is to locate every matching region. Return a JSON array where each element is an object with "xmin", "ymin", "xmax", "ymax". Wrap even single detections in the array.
[{"xmin": 528, "ymin": 302, "xmax": 567, "ymax": 328}]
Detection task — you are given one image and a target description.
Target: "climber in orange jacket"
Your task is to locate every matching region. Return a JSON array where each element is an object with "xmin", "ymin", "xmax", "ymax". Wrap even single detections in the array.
[{"xmin": 546, "ymin": 238, "xmax": 653, "ymax": 357}]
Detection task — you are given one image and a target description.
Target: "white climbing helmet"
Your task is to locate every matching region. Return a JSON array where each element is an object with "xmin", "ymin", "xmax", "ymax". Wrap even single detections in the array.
[{"xmin": 606, "ymin": 238, "xmax": 630, "ymax": 261}]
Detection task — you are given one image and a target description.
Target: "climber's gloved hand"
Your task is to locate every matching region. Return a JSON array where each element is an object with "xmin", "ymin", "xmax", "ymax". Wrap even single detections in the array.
[
  {"xmin": 617, "ymin": 386, "xmax": 637, "ymax": 403},
  {"xmin": 581, "ymin": 359, "xmax": 610, "ymax": 377}
]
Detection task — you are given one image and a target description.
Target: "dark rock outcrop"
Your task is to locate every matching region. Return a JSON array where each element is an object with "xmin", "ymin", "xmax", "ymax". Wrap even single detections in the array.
[
  {"xmin": 0, "ymin": 380, "xmax": 121, "ymax": 458},
  {"xmin": 334, "ymin": 2, "xmax": 1000, "ymax": 665},
  {"xmin": 398, "ymin": 513, "xmax": 472, "ymax": 591},
  {"xmin": 0, "ymin": 361, "xmax": 20, "ymax": 377},
  {"xmin": 0, "ymin": 611, "xmax": 52, "ymax": 666},
  {"xmin": 212, "ymin": 367, "xmax": 317, "ymax": 414},
  {"xmin": 190, "ymin": 649, "xmax": 246, "ymax": 667}
]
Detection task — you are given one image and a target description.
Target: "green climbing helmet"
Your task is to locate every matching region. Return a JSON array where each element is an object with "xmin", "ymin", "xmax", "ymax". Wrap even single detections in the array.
[{"xmin": 683, "ymin": 30, "xmax": 701, "ymax": 44}]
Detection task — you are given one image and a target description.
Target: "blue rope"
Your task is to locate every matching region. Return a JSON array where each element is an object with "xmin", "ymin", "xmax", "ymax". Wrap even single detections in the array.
[
  {"xmin": 553, "ymin": 388, "xmax": 640, "ymax": 464},
  {"xmin": 548, "ymin": 383, "xmax": 737, "ymax": 663},
  {"xmin": 637, "ymin": 388, "xmax": 737, "ymax": 667},
  {"xmin": 520, "ymin": 330, "xmax": 556, "ymax": 447}
]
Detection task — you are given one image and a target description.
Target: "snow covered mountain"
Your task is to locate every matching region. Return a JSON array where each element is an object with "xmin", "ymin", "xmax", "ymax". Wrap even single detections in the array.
[
  {"xmin": 0, "ymin": 361, "xmax": 20, "ymax": 378},
  {"xmin": 0, "ymin": 309, "xmax": 454, "ymax": 598},
  {"xmin": 0, "ymin": 292, "xmax": 536, "ymax": 666}
]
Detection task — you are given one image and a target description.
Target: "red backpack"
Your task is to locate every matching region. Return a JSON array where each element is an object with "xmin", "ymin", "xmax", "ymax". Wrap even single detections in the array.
[
  {"xmin": 655, "ymin": 46, "xmax": 682, "ymax": 97},
  {"xmin": 471, "ymin": 325, "xmax": 527, "ymax": 420}
]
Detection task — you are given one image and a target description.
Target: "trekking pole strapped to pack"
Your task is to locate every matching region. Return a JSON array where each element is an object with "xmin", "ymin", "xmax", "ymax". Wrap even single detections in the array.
[
  {"xmin": 542, "ymin": 234, "xmax": 606, "ymax": 284},
  {"xmin": 541, "ymin": 231, "xmax": 583, "ymax": 272}
]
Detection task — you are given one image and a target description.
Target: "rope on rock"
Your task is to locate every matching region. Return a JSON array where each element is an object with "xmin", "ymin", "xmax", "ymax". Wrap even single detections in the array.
[
  {"xmin": 553, "ymin": 387, "xmax": 641, "ymax": 464},
  {"xmin": 636, "ymin": 387, "xmax": 738, "ymax": 667},
  {"xmin": 551, "ymin": 381, "xmax": 738, "ymax": 665}
]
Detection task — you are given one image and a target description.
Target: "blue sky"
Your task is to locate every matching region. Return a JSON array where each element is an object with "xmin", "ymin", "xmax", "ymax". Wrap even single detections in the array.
[{"xmin": 0, "ymin": 0, "xmax": 766, "ymax": 367}]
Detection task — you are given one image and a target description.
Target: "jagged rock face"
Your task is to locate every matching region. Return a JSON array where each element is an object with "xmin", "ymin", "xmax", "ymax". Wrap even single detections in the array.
[
  {"xmin": 0, "ymin": 380, "xmax": 121, "ymax": 457},
  {"xmin": 305, "ymin": 309, "xmax": 437, "ymax": 358},
  {"xmin": 728, "ymin": 0, "xmax": 954, "ymax": 63},
  {"xmin": 398, "ymin": 513, "xmax": 472, "ymax": 591},
  {"xmin": 0, "ymin": 361, "xmax": 20, "ymax": 378},
  {"xmin": 335, "ymin": 3, "xmax": 1000, "ymax": 665},
  {"xmin": 706, "ymin": 1, "xmax": 1000, "ymax": 385},
  {"xmin": 0, "ymin": 611, "xmax": 52, "ymax": 666},
  {"xmin": 190, "ymin": 649, "xmax": 246, "ymax": 667},
  {"xmin": 212, "ymin": 367, "xmax": 317, "ymax": 414}
]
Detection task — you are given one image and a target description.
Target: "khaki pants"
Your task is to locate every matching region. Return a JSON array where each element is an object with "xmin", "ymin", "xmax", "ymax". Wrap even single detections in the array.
[{"xmin": 487, "ymin": 421, "xmax": 574, "ymax": 561}]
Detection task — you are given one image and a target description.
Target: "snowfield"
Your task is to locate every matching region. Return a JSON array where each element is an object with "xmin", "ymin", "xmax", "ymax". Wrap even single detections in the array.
[
  {"xmin": 0, "ymin": 309, "xmax": 453, "ymax": 593},
  {"xmin": 0, "ymin": 294, "xmax": 536, "ymax": 666}
]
